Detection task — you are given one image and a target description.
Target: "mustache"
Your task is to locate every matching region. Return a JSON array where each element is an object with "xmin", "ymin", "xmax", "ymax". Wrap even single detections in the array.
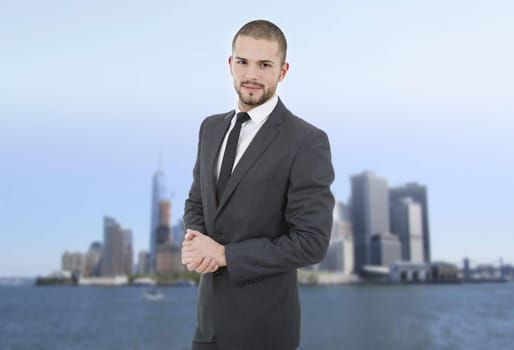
[{"xmin": 241, "ymin": 81, "xmax": 264, "ymax": 88}]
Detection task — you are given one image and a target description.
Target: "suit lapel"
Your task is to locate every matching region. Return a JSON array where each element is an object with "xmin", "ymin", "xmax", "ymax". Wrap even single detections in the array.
[
  {"xmin": 205, "ymin": 111, "xmax": 234, "ymax": 213},
  {"xmin": 215, "ymin": 100, "xmax": 287, "ymax": 215}
]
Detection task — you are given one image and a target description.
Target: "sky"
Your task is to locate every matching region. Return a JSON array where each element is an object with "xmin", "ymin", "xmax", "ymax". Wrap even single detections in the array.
[{"xmin": 1, "ymin": 0, "xmax": 513, "ymax": 277}]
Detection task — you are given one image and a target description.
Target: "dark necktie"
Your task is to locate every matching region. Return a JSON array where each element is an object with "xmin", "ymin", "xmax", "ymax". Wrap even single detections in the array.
[{"xmin": 217, "ymin": 112, "xmax": 251, "ymax": 201}]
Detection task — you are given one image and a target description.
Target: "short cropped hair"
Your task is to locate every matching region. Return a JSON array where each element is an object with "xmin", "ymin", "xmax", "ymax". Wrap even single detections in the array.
[{"xmin": 232, "ymin": 20, "xmax": 287, "ymax": 64}]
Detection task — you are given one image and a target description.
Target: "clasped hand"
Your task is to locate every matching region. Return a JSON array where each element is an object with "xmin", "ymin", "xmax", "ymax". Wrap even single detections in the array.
[{"xmin": 181, "ymin": 229, "xmax": 226, "ymax": 274}]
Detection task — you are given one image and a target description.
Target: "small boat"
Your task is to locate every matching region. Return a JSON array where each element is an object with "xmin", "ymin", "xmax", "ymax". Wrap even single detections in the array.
[{"xmin": 143, "ymin": 288, "xmax": 164, "ymax": 301}]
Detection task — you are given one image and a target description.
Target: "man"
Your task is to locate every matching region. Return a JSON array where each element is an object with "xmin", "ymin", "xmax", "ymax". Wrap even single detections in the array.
[{"xmin": 182, "ymin": 19, "xmax": 335, "ymax": 350}]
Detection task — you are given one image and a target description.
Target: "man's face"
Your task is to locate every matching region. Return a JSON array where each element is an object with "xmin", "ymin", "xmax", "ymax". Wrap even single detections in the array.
[{"xmin": 229, "ymin": 35, "xmax": 289, "ymax": 112}]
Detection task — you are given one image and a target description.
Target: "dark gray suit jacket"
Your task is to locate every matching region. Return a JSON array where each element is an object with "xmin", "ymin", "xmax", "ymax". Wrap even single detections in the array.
[{"xmin": 184, "ymin": 99, "xmax": 335, "ymax": 350}]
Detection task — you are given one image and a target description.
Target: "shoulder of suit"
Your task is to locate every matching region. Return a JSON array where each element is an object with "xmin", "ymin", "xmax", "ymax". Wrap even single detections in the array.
[
  {"xmin": 205, "ymin": 111, "xmax": 233, "ymax": 121},
  {"xmin": 283, "ymin": 111, "xmax": 329, "ymax": 141},
  {"xmin": 196, "ymin": 111, "xmax": 233, "ymax": 133},
  {"xmin": 270, "ymin": 100, "xmax": 327, "ymax": 137},
  {"xmin": 201, "ymin": 111, "xmax": 233, "ymax": 126}
]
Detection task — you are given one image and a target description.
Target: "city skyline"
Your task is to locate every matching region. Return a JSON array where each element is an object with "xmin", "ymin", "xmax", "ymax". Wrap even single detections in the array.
[
  {"xmin": 53, "ymin": 169, "xmax": 434, "ymax": 279},
  {"xmin": 1, "ymin": 0, "xmax": 513, "ymax": 276},
  {"xmin": 15, "ymin": 167, "xmax": 514, "ymax": 277}
]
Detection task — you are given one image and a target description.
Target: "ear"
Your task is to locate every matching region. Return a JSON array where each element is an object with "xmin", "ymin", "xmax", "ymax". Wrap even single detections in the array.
[
  {"xmin": 278, "ymin": 62, "xmax": 290, "ymax": 82},
  {"xmin": 228, "ymin": 56, "xmax": 234, "ymax": 75}
]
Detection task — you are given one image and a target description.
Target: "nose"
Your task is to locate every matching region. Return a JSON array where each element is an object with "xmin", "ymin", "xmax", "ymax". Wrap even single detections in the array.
[{"xmin": 243, "ymin": 63, "xmax": 259, "ymax": 81}]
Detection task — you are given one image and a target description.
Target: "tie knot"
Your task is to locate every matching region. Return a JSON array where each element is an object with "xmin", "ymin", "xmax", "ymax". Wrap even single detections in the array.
[{"xmin": 236, "ymin": 112, "xmax": 251, "ymax": 124}]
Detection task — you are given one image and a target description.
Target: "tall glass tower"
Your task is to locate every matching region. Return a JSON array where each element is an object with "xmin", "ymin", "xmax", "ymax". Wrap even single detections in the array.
[
  {"xmin": 149, "ymin": 169, "xmax": 167, "ymax": 273},
  {"xmin": 350, "ymin": 171, "xmax": 390, "ymax": 274},
  {"xmin": 389, "ymin": 183, "xmax": 431, "ymax": 263}
]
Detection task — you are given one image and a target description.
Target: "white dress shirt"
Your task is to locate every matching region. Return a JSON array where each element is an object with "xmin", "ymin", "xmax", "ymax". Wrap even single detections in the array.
[{"xmin": 215, "ymin": 95, "xmax": 279, "ymax": 180}]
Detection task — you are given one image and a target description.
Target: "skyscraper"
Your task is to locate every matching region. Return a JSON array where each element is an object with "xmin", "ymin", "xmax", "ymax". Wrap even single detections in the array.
[
  {"xmin": 100, "ymin": 216, "xmax": 132, "ymax": 277},
  {"xmin": 369, "ymin": 232, "xmax": 401, "ymax": 266},
  {"xmin": 138, "ymin": 250, "xmax": 150, "ymax": 275},
  {"xmin": 172, "ymin": 219, "xmax": 185, "ymax": 245},
  {"xmin": 390, "ymin": 197, "xmax": 424, "ymax": 263},
  {"xmin": 149, "ymin": 169, "xmax": 168, "ymax": 272},
  {"xmin": 156, "ymin": 199, "xmax": 172, "ymax": 245},
  {"xmin": 390, "ymin": 183, "xmax": 431, "ymax": 262},
  {"xmin": 350, "ymin": 171, "xmax": 390, "ymax": 273},
  {"xmin": 122, "ymin": 229, "xmax": 133, "ymax": 277},
  {"xmin": 61, "ymin": 251, "xmax": 84, "ymax": 274},
  {"xmin": 319, "ymin": 201, "xmax": 354, "ymax": 274},
  {"xmin": 83, "ymin": 241, "xmax": 102, "ymax": 277},
  {"xmin": 155, "ymin": 199, "xmax": 184, "ymax": 274}
]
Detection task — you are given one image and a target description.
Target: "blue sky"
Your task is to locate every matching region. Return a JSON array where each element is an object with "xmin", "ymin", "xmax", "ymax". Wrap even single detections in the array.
[{"xmin": 1, "ymin": 0, "xmax": 513, "ymax": 276}]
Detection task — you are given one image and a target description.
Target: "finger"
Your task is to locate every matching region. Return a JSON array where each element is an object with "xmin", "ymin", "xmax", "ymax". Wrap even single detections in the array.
[
  {"xmin": 200, "ymin": 258, "xmax": 217, "ymax": 274},
  {"xmin": 181, "ymin": 245, "xmax": 194, "ymax": 254},
  {"xmin": 195, "ymin": 257, "xmax": 213, "ymax": 274},
  {"xmin": 182, "ymin": 248, "xmax": 197, "ymax": 259},
  {"xmin": 181, "ymin": 252, "xmax": 196, "ymax": 263},
  {"xmin": 207, "ymin": 260, "xmax": 218, "ymax": 273},
  {"xmin": 182, "ymin": 257, "xmax": 194, "ymax": 265},
  {"xmin": 186, "ymin": 229, "xmax": 202, "ymax": 238},
  {"xmin": 186, "ymin": 257, "xmax": 203, "ymax": 271},
  {"xmin": 185, "ymin": 232, "xmax": 194, "ymax": 241}
]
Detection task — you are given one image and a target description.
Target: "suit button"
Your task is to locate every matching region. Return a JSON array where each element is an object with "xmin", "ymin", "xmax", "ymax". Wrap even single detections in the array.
[{"xmin": 213, "ymin": 271, "xmax": 222, "ymax": 278}]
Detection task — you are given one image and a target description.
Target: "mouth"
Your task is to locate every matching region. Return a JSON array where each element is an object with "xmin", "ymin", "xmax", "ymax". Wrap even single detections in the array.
[{"xmin": 241, "ymin": 82, "xmax": 263, "ymax": 92}]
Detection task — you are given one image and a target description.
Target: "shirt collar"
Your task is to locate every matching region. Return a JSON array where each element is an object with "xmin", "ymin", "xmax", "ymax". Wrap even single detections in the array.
[{"xmin": 235, "ymin": 95, "xmax": 279, "ymax": 124}]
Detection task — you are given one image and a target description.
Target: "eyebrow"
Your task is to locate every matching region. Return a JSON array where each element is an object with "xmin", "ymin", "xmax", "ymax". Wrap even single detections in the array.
[{"xmin": 234, "ymin": 56, "xmax": 275, "ymax": 65}]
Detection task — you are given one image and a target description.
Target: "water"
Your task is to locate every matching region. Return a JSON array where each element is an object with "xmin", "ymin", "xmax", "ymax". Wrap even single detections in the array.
[{"xmin": 1, "ymin": 283, "xmax": 513, "ymax": 350}]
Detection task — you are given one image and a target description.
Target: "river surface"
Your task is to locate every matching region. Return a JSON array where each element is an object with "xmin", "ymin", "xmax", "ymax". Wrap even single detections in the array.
[{"xmin": 1, "ymin": 282, "xmax": 513, "ymax": 350}]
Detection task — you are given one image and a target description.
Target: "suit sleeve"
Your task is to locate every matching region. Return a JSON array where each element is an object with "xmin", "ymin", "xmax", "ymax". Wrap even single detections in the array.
[
  {"xmin": 183, "ymin": 120, "xmax": 207, "ymax": 234},
  {"xmin": 225, "ymin": 128, "xmax": 335, "ymax": 282}
]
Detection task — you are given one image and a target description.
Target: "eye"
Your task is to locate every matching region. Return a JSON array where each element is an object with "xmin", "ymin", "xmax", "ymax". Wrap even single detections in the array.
[
  {"xmin": 260, "ymin": 63, "xmax": 272, "ymax": 69},
  {"xmin": 236, "ymin": 60, "xmax": 247, "ymax": 65}
]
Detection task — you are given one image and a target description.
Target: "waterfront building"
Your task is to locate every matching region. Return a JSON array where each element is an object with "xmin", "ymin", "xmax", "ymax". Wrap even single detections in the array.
[
  {"xmin": 156, "ymin": 199, "xmax": 172, "ymax": 245},
  {"xmin": 500, "ymin": 264, "xmax": 513, "ymax": 280},
  {"xmin": 350, "ymin": 171, "xmax": 390, "ymax": 273},
  {"xmin": 390, "ymin": 197, "xmax": 424, "ymax": 263},
  {"xmin": 83, "ymin": 242, "xmax": 102, "ymax": 277},
  {"xmin": 463, "ymin": 257, "xmax": 472, "ymax": 281},
  {"xmin": 79, "ymin": 275, "xmax": 128, "ymax": 286},
  {"xmin": 369, "ymin": 232, "xmax": 401, "ymax": 267},
  {"xmin": 153, "ymin": 198, "xmax": 184, "ymax": 274},
  {"xmin": 138, "ymin": 250, "xmax": 150, "ymax": 275},
  {"xmin": 319, "ymin": 201, "xmax": 354, "ymax": 274},
  {"xmin": 172, "ymin": 220, "xmax": 185, "ymax": 246},
  {"xmin": 430, "ymin": 262, "xmax": 459, "ymax": 281},
  {"xmin": 475, "ymin": 264, "xmax": 499, "ymax": 279},
  {"xmin": 100, "ymin": 216, "xmax": 132, "ymax": 277},
  {"xmin": 390, "ymin": 183, "xmax": 431, "ymax": 262},
  {"xmin": 61, "ymin": 251, "xmax": 84, "ymax": 274},
  {"xmin": 390, "ymin": 261, "xmax": 430, "ymax": 282},
  {"xmin": 122, "ymin": 229, "xmax": 133, "ymax": 276},
  {"xmin": 156, "ymin": 244, "xmax": 184, "ymax": 274}
]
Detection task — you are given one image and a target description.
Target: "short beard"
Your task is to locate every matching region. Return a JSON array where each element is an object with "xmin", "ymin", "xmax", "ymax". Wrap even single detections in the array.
[{"xmin": 235, "ymin": 81, "xmax": 275, "ymax": 107}]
